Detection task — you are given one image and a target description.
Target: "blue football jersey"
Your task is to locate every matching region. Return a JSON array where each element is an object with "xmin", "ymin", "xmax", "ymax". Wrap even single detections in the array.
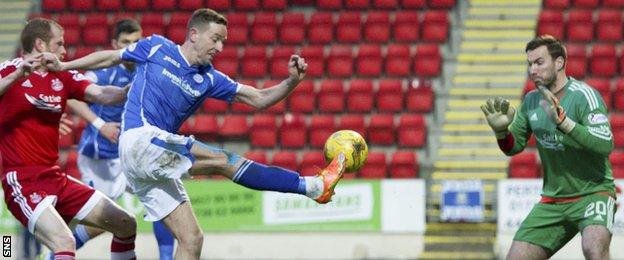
[
  {"xmin": 77, "ymin": 64, "xmax": 134, "ymax": 159},
  {"xmin": 119, "ymin": 35, "xmax": 239, "ymax": 133}
]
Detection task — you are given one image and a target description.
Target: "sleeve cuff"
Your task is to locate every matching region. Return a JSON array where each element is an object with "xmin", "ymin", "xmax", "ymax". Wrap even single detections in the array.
[{"xmin": 557, "ymin": 117, "xmax": 576, "ymax": 134}]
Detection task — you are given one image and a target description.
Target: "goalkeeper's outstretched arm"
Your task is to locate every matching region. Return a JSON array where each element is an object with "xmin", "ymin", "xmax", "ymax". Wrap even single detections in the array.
[{"xmin": 481, "ymin": 97, "xmax": 530, "ymax": 156}]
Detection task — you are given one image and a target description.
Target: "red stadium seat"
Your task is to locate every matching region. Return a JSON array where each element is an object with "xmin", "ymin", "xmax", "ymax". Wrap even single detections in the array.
[
  {"xmin": 345, "ymin": 0, "xmax": 370, "ymax": 9},
  {"xmin": 339, "ymin": 115, "xmax": 366, "ymax": 138},
  {"xmin": 543, "ymin": 0, "xmax": 569, "ymax": 9},
  {"xmin": 71, "ymin": 47, "xmax": 96, "ymax": 60},
  {"xmin": 241, "ymin": 46, "xmax": 268, "ymax": 78},
  {"xmin": 309, "ymin": 115, "xmax": 336, "ymax": 148},
  {"xmin": 355, "ymin": 44, "xmax": 382, "ymax": 77},
  {"xmin": 263, "ymin": 0, "xmax": 287, "ymax": 9},
  {"xmin": 401, "ymin": 0, "xmax": 426, "ymax": 8},
  {"xmin": 279, "ymin": 12, "xmax": 305, "ymax": 44},
  {"xmin": 565, "ymin": 44, "xmax": 587, "ymax": 79},
  {"xmin": 226, "ymin": 12, "xmax": 248, "ymax": 26},
  {"xmin": 202, "ymin": 98, "xmax": 229, "ymax": 114},
  {"xmin": 270, "ymin": 46, "xmax": 296, "ymax": 78},
  {"xmin": 299, "ymin": 151, "xmax": 325, "ymax": 176},
  {"xmin": 244, "ymin": 150, "xmax": 268, "ymax": 164},
  {"xmin": 43, "ymin": 0, "xmax": 67, "ymax": 12},
  {"xmin": 84, "ymin": 13, "xmax": 109, "ymax": 26},
  {"xmin": 373, "ymin": 0, "xmax": 399, "ymax": 9},
  {"xmin": 336, "ymin": 12, "xmax": 362, "ymax": 43},
  {"xmin": 614, "ymin": 79, "xmax": 624, "ymax": 111},
  {"xmin": 233, "ymin": 0, "xmax": 259, "ymax": 10},
  {"xmin": 82, "ymin": 27, "xmax": 108, "ymax": 46},
  {"xmin": 509, "ymin": 152, "xmax": 540, "ymax": 178},
  {"xmin": 393, "ymin": 11, "xmax": 419, "ymax": 42},
  {"xmin": 596, "ymin": 10, "xmax": 623, "ymax": 42},
  {"xmin": 97, "ymin": 0, "xmax": 121, "ymax": 10},
  {"xmin": 63, "ymin": 26, "xmax": 81, "ymax": 46},
  {"xmin": 390, "ymin": 151, "xmax": 419, "ymax": 178},
  {"xmin": 610, "ymin": 151, "xmax": 624, "ymax": 178},
  {"xmin": 316, "ymin": 0, "xmax": 342, "ymax": 9},
  {"xmin": 429, "ymin": 0, "xmax": 456, "ymax": 9},
  {"xmin": 225, "ymin": 24, "xmax": 248, "ymax": 45},
  {"xmin": 279, "ymin": 114, "xmax": 307, "ymax": 148},
  {"xmin": 368, "ymin": 114, "xmax": 395, "ymax": 145},
  {"xmin": 590, "ymin": 44, "xmax": 617, "ymax": 78},
  {"xmin": 358, "ymin": 152, "xmax": 387, "ymax": 179},
  {"xmin": 347, "ymin": 79, "xmax": 374, "ymax": 112},
  {"xmin": 179, "ymin": 0, "xmax": 204, "ymax": 10},
  {"xmin": 398, "ymin": 114, "xmax": 426, "ymax": 147},
  {"xmin": 251, "ymin": 12, "xmax": 278, "ymax": 44},
  {"xmin": 603, "ymin": 0, "xmax": 624, "ymax": 7},
  {"xmin": 317, "ymin": 79, "xmax": 345, "ymax": 113},
  {"xmin": 307, "ymin": 12, "xmax": 334, "ymax": 44},
  {"xmin": 166, "ymin": 25, "xmax": 187, "ymax": 45},
  {"xmin": 287, "ymin": 80, "xmax": 315, "ymax": 113},
  {"xmin": 377, "ymin": 79, "xmax": 404, "ymax": 112},
  {"xmin": 414, "ymin": 44, "xmax": 441, "ymax": 77},
  {"xmin": 585, "ymin": 78, "xmax": 612, "ymax": 108},
  {"xmin": 141, "ymin": 13, "xmax": 165, "ymax": 27},
  {"xmin": 271, "ymin": 151, "xmax": 298, "ymax": 171},
  {"xmin": 422, "ymin": 11, "xmax": 448, "ymax": 42},
  {"xmin": 190, "ymin": 114, "xmax": 218, "ymax": 141},
  {"xmin": 56, "ymin": 13, "xmax": 81, "ymax": 28},
  {"xmin": 250, "ymin": 114, "xmax": 278, "ymax": 148},
  {"xmin": 125, "ymin": 0, "xmax": 149, "ymax": 10},
  {"xmin": 152, "ymin": 0, "xmax": 176, "ymax": 10},
  {"xmin": 537, "ymin": 10, "xmax": 565, "ymax": 40},
  {"xmin": 364, "ymin": 11, "xmax": 391, "ymax": 43},
  {"xmin": 218, "ymin": 115, "xmax": 248, "ymax": 139},
  {"xmin": 611, "ymin": 113, "xmax": 624, "ymax": 131},
  {"xmin": 69, "ymin": 0, "xmax": 94, "ymax": 11},
  {"xmin": 206, "ymin": 0, "xmax": 231, "ymax": 10},
  {"xmin": 212, "ymin": 46, "xmax": 239, "ymax": 77},
  {"xmin": 327, "ymin": 45, "xmax": 353, "ymax": 77},
  {"xmin": 169, "ymin": 12, "xmax": 192, "ymax": 26},
  {"xmin": 566, "ymin": 10, "xmax": 593, "ymax": 42},
  {"xmin": 386, "ymin": 44, "xmax": 412, "ymax": 76},
  {"xmin": 299, "ymin": 45, "xmax": 325, "ymax": 77},
  {"xmin": 573, "ymin": 0, "xmax": 598, "ymax": 8},
  {"xmin": 407, "ymin": 79, "xmax": 434, "ymax": 112}
]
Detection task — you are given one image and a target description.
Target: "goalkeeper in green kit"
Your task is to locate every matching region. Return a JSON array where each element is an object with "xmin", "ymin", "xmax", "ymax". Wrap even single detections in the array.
[{"xmin": 482, "ymin": 35, "xmax": 615, "ymax": 260}]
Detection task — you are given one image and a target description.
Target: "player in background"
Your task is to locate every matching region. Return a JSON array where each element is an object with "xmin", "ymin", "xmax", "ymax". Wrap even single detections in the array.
[
  {"xmin": 44, "ymin": 8, "xmax": 345, "ymax": 259},
  {"xmin": 59, "ymin": 19, "xmax": 175, "ymax": 260},
  {"xmin": 0, "ymin": 18, "xmax": 137, "ymax": 260},
  {"xmin": 482, "ymin": 35, "xmax": 615, "ymax": 259}
]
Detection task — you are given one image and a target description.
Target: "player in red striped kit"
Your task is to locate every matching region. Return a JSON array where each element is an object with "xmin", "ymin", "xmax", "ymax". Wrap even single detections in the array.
[{"xmin": 0, "ymin": 18, "xmax": 137, "ymax": 260}]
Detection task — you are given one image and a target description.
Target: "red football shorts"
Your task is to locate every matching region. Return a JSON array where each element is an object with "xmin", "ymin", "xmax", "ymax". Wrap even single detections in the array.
[{"xmin": 2, "ymin": 166, "xmax": 101, "ymax": 233}]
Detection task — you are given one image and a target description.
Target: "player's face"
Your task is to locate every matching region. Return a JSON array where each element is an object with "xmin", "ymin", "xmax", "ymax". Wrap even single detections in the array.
[
  {"xmin": 44, "ymin": 25, "xmax": 66, "ymax": 60},
  {"xmin": 527, "ymin": 45, "xmax": 557, "ymax": 87},
  {"xmin": 195, "ymin": 22, "xmax": 227, "ymax": 65},
  {"xmin": 112, "ymin": 31, "xmax": 142, "ymax": 50}
]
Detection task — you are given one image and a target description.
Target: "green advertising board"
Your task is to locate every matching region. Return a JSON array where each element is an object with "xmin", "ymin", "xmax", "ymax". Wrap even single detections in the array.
[{"xmin": 0, "ymin": 179, "xmax": 382, "ymax": 233}]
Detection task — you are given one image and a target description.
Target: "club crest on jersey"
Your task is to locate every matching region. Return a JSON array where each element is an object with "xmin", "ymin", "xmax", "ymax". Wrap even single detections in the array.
[
  {"xmin": 51, "ymin": 78, "xmax": 63, "ymax": 91},
  {"xmin": 29, "ymin": 192, "xmax": 42, "ymax": 204},
  {"xmin": 193, "ymin": 74, "xmax": 203, "ymax": 83}
]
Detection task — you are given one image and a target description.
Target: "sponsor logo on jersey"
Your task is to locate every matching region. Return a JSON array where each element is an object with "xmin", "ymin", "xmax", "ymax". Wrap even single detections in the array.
[
  {"xmin": 530, "ymin": 113, "xmax": 538, "ymax": 121},
  {"xmin": 537, "ymin": 132, "xmax": 565, "ymax": 151},
  {"xmin": 29, "ymin": 192, "xmax": 42, "ymax": 204},
  {"xmin": 51, "ymin": 78, "xmax": 63, "ymax": 91},
  {"xmin": 21, "ymin": 79, "xmax": 32, "ymax": 88},
  {"xmin": 588, "ymin": 113, "xmax": 608, "ymax": 125},
  {"xmin": 161, "ymin": 68, "xmax": 201, "ymax": 98},
  {"xmin": 193, "ymin": 74, "xmax": 203, "ymax": 83},
  {"xmin": 24, "ymin": 93, "xmax": 62, "ymax": 113},
  {"xmin": 163, "ymin": 55, "xmax": 181, "ymax": 68}
]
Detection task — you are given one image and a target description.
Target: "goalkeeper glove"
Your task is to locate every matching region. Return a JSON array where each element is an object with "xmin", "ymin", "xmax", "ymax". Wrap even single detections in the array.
[
  {"xmin": 537, "ymin": 85, "xmax": 575, "ymax": 133},
  {"xmin": 481, "ymin": 97, "xmax": 515, "ymax": 139}
]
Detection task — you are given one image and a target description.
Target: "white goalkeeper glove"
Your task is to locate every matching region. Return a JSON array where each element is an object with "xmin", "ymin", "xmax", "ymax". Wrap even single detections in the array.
[
  {"xmin": 537, "ymin": 85, "xmax": 575, "ymax": 133},
  {"xmin": 481, "ymin": 97, "xmax": 515, "ymax": 139}
]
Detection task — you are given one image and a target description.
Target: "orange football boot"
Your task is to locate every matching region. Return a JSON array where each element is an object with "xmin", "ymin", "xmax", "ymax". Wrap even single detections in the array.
[{"xmin": 314, "ymin": 152, "xmax": 346, "ymax": 204}]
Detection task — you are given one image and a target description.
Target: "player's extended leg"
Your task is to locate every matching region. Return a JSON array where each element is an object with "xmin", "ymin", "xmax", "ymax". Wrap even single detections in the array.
[
  {"xmin": 160, "ymin": 201, "xmax": 203, "ymax": 260},
  {"xmin": 79, "ymin": 196, "xmax": 137, "ymax": 259},
  {"xmin": 188, "ymin": 141, "xmax": 346, "ymax": 203},
  {"xmin": 33, "ymin": 206, "xmax": 77, "ymax": 259},
  {"xmin": 581, "ymin": 225, "xmax": 611, "ymax": 260},
  {"xmin": 506, "ymin": 241, "xmax": 549, "ymax": 260}
]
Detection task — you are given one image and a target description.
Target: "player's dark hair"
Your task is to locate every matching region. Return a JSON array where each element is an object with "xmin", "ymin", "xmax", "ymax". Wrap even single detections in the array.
[
  {"xmin": 113, "ymin": 19, "xmax": 141, "ymax": 40},
  {"xmin": 525, "ymin": 34, "xmax": 567, "ymax": 67},
  {"xmin": 21, "ymin": 18, "xmax": 62, "ymax": 53},
  {"xmin": 187, "ymin": 8, "xmax": 228, "ymax": 31}
]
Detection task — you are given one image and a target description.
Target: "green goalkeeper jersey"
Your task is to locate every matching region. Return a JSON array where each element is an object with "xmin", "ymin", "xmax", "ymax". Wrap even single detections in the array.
[{"xmin": 507, "ymin": 77, "xmax": 615, "ymax": 198}]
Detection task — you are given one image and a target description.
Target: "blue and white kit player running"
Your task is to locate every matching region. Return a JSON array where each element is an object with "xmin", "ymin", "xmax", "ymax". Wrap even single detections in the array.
[{"xmin": 44, "ymin": 9, "xmax": 346, "ymax": 259}]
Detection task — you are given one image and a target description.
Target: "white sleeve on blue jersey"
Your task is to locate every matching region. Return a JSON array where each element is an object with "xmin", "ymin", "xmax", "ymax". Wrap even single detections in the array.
[
  {"xmin": 120, "ymin": 35, "xmax": 161, "ymax": 63},
  {"xmin": 206, "ymin": 69, "xmax": 240, "ymax": 103}
]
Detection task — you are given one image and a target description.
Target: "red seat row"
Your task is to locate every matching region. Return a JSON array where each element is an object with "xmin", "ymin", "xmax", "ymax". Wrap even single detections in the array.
[
  {"xmin": 244, "ymin": 150, "xmax": 420, "ymax": 179},
  {"xmin": 43, "ymin": 0, "xmax": 288, "ymax": 12},
  {"xmin": 538, "ymin": 9, "xmax": 624, "ymax": 42},
  {"xmin": 544, "ymin": 0, "xmax": 624, "ymax": 9},
  {"xmin": 316, "ymin": 0, "xmax": 455, "ymax": 10}
]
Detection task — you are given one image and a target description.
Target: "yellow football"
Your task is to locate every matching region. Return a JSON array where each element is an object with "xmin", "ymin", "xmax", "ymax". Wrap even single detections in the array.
[{"xmin": 323, "ymin": 130, "xmax": 368, "ymax": 172}]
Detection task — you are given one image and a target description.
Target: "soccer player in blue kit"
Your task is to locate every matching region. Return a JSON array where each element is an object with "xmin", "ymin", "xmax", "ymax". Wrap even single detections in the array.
[
  {"xmin": 62, "ymin": 19, "xmax": 175, "ymax": 259},
  {"xmin": 45, "ymin": 9, "xmax": 346, "ymax": 259}
]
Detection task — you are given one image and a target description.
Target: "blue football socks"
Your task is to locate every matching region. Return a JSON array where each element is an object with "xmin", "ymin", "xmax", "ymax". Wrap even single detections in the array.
[{"xmin": 233, "ymin": 160, "xmax": 307, "ymax": 195}]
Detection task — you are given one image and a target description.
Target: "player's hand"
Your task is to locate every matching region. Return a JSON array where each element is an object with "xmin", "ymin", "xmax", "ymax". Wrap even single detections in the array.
[
  {"xmin": 537, "ymin": 85, "xmax": 565, "ymax": 124},
  {"xmin": 99, "ymin": 122, "xmax": 121, "ymax": 143},
  {"xmin": 288, "ymin": 55, "xmax": 307, "ymax": 81},
  {"xmin": 481, "ymin": 97, "xmax": 515, "ymax": 139},
  {"xmin": 59, "ymin": 113, "xmax": 74, "ymax": 136},
  {"xmin": 41, "ymin": 52, "xmax": 64, "ymax": 71},
  {"xmin": 16, "ymin": 54, "xmax": 41, "ymax": 77}
]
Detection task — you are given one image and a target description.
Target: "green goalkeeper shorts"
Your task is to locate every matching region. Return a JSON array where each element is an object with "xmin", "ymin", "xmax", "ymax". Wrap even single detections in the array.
[{"xmin": 513, "ymin": 192, "xmax": 616, "ymax": 254}]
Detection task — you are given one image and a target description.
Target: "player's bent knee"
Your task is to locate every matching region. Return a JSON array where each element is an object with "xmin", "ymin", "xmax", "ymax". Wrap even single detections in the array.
[
  {"xmin": 178, "ymin": 230, "xmax": 204, "ymax": 249},
  {"xmin": 51, "ymin": 233, "xmax": 76, "ymax": 252}
]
